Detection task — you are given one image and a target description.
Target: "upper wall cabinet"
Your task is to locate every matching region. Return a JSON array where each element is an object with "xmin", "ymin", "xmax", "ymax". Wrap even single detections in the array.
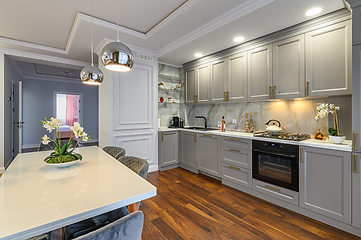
[
  {"xmin": 211, "ymin": 58, "xmax": 227, "ymax": 102},
  {"xmin": 185, "ymin": 63, "xmax": 210, "ymax": 104},
  {"xmin": 248, "ymin": 44, "xmax": 272, "ymax": 101},
  {"xmin": 228, "ymin": 52, "xmax": 248, "ymax": 102},
  {"xmin": 352, "ymin": 6, "xmax": 361, "ymax": 46},
  {"xmin": 273, "ymin": 35, "xmax": 305, "ymax": 99},
  {"xmin": 305, "ymin": 20, "xmax": 352, "ymax": 97}
]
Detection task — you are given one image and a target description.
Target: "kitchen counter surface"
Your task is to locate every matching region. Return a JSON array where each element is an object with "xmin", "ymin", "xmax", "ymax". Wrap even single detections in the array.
[{"xmin": 158, "ymin": 127, "xmax": 352, "ymax": 152}]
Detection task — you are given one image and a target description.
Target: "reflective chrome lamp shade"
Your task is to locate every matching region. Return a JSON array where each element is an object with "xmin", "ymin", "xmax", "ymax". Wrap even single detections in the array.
[
  {"xmin": 101, "ymin": 42, "xmax": 134, "ymax": 72},
  {"xmin": 81, "ymin": 65, "xmax": 104, "ymax": 85}
]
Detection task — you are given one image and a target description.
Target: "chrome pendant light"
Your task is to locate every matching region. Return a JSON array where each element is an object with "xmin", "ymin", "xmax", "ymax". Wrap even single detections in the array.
[
  {"xmin": 81, "ymin": 0, "xmax": 104, "ymax": 85},
  {"xmin": 100, "ymin": 0, "xmax": 134, "ymax": 72}
]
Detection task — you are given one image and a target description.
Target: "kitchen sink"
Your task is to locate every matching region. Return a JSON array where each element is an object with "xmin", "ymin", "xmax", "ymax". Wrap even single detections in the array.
[{"xmin": 183, "ymin": 127, "xmax": 218, "ymax": 131}]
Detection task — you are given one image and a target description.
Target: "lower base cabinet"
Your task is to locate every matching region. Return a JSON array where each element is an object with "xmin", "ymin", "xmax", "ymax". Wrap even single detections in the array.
[
  {"xmin": 180, "ymin": 131, "xmax": 197, "ymax": 170},
  {"xmin": 222, "ymin": 163, "xmax": 252, "ymax": 188},
  {"xmin": 352, "ymin": 153, "xmax": 361, "ymax": 228},
  {"xmin": 300, "ymin": 146, "xmax": 351, "ymax": 224},
  {"xmin": 197, "ymin": 134, "xmax": 220, "ymax": 177},
  {"xmin": 158, "ymin": 131, "xmax": 179, "ymax": 170}
]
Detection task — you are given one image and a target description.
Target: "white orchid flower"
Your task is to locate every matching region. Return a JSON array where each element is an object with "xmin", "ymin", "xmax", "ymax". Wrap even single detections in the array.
[
  {"xmin": 41, "ymin": 135, "xmax": 50, "ymax": 145},
  {"xmin": 50, "ymin": 117, "xmax": 62, "ymax": 126}
]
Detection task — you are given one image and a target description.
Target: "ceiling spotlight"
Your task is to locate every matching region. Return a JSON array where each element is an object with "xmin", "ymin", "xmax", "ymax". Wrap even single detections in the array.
[
  {"xmin": 234, "ymin": 37, "xmax": 244, "ymax": 43},
  {"xmin": 305, "ymin": 8, "xmax": 322, "ymax": 16},
  {"xmin": 100, "ymin": 0, "xmax": 134, "ymax": 72},
  {"xmin": 195, "ymin": 53, "xmax": 203, "ymax": 58}
]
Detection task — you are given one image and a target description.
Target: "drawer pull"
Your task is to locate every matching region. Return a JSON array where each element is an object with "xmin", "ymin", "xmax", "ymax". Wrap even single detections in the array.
[
  {"xmin": 265, "ymin": 185, "xmax": 280, "ymax": 191},
  {"xmin": 227, "ymin": 91, "xmax": 229, "ymax": 101},
  {"xmin": 355, "ymin": 155, "xmax": 358, "ymax": 173},
  {"xmin": 273, "ymin": 86, "xmax": 275, "ymax": 98},
  {"xmin": 229, "ymin": 148, "xmax": 240, "ymax": 152},
  {"xmin": 269, "ymin": 86, "xmax": 272, "ymax": 98},
  {"xmin": 229, "ymin": 138, "xmax": 240, "ymax": 141},
  {"xmin": 229, "ymin": 166, "xmax": 240, "ymax": 171},
  {"xmin": 203, "ymin": 134, "xmax": 212, "ymax": 137},
  {"xmin": 306, "ymin": 81, "xmax": 309, "ymax": 96},
  {"xmin": 300, "ymin": 147, "xmax": 303, "ymax": 163}
]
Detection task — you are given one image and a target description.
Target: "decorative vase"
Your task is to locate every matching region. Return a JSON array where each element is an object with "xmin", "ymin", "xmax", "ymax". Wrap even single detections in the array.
[{"xmin": 329, "ymin": 135, "xmax": 346, "ymax": 144}]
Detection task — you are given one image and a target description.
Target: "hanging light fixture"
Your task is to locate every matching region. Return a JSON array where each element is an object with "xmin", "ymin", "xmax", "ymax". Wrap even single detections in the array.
[
  {"xmin": 100, "ymin": 0, "xmax": 134, "ymax": 72},
  {"xmin": 81, "ymin": 0, "xmax": 104, "ymax": 85}
]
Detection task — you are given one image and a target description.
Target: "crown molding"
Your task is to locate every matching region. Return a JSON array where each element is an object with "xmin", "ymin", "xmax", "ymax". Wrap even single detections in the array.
[
  {"xmin": 8, "ymin": 58, "xmax": 24, "ymax": 77},
  {"xmin": 345, "ymin": 0, "xmax": 361, "ymax": 8},
  {"xmin": 157, "ymin": 0, "xmax": 274, "ymax": 57},
  {"xmin": 94, "ymin": 38, "xmax": 157, "ymax": 56},
  {"xmin": 158, "ymin": 61, "xmax": 182, "ymax": 68},
  {"xmin": 22, "ymin": 74, "xmax": 84, "ymax": 84},
  {"xmin": 0, "ymin": 48, "xmax": 89, "ymax": 67}
]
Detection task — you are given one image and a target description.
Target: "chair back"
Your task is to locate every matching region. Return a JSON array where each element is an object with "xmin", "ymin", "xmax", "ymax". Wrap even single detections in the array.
[
  {"xmin": 73, "ymin": 211, "xmax": 144, "ymax": 240},
  {"xmin": 38, "ymin": 140, "xmax": 77, "ymax": 151},
  {"xmin": 103, "ymin": 146, "xmax": 126, "ymax": 160},
  {"xmin": 118, "ymin": 156, "xmax": 149, "ymax": 180}
]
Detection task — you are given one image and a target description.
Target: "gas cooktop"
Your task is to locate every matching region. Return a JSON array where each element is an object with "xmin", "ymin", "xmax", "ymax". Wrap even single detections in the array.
[{"xmin": 253, "ymin": 131, "xmax": 311, "ymax": 141}]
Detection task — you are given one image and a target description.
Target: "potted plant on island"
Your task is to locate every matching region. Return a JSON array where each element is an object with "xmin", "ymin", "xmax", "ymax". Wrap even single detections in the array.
[
  {"xmin": 41, "ymin": 117, "xmax": 90, "ymax": 167},
  {"xmin": 315, "ymin": 103, "xmax": 345, "ymax": 144}
]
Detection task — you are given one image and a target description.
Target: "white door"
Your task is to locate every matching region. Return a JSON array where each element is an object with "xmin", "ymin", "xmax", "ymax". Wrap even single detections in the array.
[{"xmin": 13, "ymin": 81, "xmax": 23, "ymax": 155}]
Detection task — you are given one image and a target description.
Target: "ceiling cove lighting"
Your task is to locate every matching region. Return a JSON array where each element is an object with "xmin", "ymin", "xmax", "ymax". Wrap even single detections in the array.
[
  {"xmin": 234, "ymin": 37, "xmax": 244, "ymax": 43},
  {"xmin": 81, "ymin": 0, "xmax": 104, "ymax": 85},
  {"xmin": 305, "ymin": 8, "xmax": 322, "ymax": 16},
  {"xmin": 195, "ymin": 53, "xmax": 203, "ymax": 58},
  {"xmin": 100, "ymin": 0, "xmax": 134, "ymax": 72}
]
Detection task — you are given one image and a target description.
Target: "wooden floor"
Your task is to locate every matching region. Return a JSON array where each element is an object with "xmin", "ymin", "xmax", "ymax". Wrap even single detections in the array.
[{"xmin": 141, "ymin": 168, "xmax": 360, "ymax": 240}]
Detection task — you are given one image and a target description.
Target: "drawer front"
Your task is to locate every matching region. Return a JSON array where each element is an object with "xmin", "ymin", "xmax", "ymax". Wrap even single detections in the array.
[
  {"xmin": 221, "ymin": 163, "xmax": 252, "ymax": 189},
  {"xmin": 221, "ymin": 136, "xmax": 252, "ymax": 150},
  {"xmin": 221, "ymin": 146, "xmax": 251, "ymax": 170},
  {"xmin": 253, "ymin": 179, "xmax": 299, "ymax": 205}
]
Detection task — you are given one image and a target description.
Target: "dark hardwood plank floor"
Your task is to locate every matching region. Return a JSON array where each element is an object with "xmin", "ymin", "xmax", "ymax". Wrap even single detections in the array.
[{"xmin": 141, "ymin": 167, "xmax": 360, "ymax": 240}]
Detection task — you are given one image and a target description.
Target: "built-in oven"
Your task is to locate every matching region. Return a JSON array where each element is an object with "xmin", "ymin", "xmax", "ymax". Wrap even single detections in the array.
[{"xmin": 252, "ymin": 140, "xmax": 299, "ymax": 192}]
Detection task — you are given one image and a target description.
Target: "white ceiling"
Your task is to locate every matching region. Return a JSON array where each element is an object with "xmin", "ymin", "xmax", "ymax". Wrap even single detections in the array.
[{"xmin": 0, "ymin": 0, "xmax": 346, "ymax": 72}]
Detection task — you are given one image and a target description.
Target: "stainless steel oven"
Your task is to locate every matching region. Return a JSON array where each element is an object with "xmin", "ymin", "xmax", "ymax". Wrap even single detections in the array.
[{"xmin": 252, "ymin": 140, "xmax": 299, "ymax": 192}]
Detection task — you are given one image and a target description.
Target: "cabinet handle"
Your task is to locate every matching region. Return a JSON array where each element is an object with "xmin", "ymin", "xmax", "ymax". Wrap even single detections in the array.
[
  {"xmin": 229, "ymin": 137, "xmax": 240, "ymax": 141},
  {"xmin": 306, "ymin": 81, "xmax": 309, "ymax": 96},
  {"xmin": 269, "ymin": 86, "xmax": 272, "ymax": 98},
  {"xmin": 273, "ymin": 86, "xmax": 275, "ymax": 98},
  {"xmin": 265, "ymin": 185, "xmax": 280, "ymax": 191},
  {"xmin": 355, "ymin": 133, "xmax": 358, "ymax": 151},
  {"xmin": 229, "ymin": 149, "xmax": 240, "ymax": 152},
  {"xmin": 227, "ymin": 91, "xmax": 229, "ymax": 101},
  {"xmin": 229, "ymin": 166, "xmax": 240, "ymax": 170},
  {"xmin": 162, "ymin": 132, "xmax": 164, "ymax": 141},
  {"xmin": 194, "ymin": 133, "xmax": 196, "ymax": 142},
  {"xmin": 300, "ymin": 147, "xmax": 303, "ymax": 163},
  {"xmin": 203, "ymin": 134, "xmax": 212, "ymax": 137},
  {"xmin": 224, "ymin": 92, "xmax": 226, "ymax": 101},
  {"xmin": 355, "ymin": 155, "xmax": 358, "ymax": 173}
]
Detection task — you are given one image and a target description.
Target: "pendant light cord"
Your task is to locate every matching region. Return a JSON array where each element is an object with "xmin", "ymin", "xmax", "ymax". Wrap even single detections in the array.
[
  {"xmin": 91, "ymin": 0, "xmax": 94, "ymax": 66},
  {"xmin": 117, "ymin": 0, "xmax": 120, "ymax": 42}
]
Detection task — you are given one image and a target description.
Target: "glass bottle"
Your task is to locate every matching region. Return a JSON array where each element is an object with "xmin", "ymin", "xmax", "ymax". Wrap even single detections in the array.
[
  {"xmin": 314, "ymin": 129, "xmax": 324, "ymax": 140},
  {"xmin": 221, "ymin": 116, "xmax": 226, "ymax": 132}
]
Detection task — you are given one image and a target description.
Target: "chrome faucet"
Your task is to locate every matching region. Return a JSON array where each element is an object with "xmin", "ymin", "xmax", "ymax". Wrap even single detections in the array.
[{"xmin": 195, "ymin": 116, "xmax": 207, "ymax": 129}]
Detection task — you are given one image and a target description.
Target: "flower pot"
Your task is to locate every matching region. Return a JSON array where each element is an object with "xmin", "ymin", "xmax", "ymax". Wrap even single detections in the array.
[{"xmin": 329, "ymin": 135, "xmax": 346, "ymax": 144}]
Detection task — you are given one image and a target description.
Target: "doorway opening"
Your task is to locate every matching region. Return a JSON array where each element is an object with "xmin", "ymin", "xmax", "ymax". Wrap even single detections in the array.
[{"xmin": 55, "ymin": 92, "xmax": 82, "ymax": 140}]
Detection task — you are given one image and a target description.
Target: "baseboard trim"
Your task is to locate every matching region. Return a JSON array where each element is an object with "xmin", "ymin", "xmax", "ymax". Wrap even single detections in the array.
[
  {"xmin": 149, "ymin": 165, "xmax": 159, "ymax": 172},
  {"xmin": 0, "ymin": 167, "xmax": 4, "ymax": 174}
]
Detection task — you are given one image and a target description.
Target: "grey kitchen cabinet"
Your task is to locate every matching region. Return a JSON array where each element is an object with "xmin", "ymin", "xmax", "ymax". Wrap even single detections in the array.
[
  {"xmin": 352, "ymin": 45, "xmax": 361, "ymax": 152},
  {"xmin": 227, "ymin": 52, "xmax": 248, "ymax": 102},
  {"xmin": 300, "ymin": 146, "xmax": 351, "ymax": 224},
  {"xmin": 272, "ymin": 35, "xmax": 305, "ymax": 99},
  {"xmin": 158, "ymin": 131, "xmax": 179, "ymax": 170},
  {"xmin": 197, "ymin": 133, "xmax": 220, "ymax": 177},
  {"xmin": 248, "ymin": 44, "xmax": 273, "ymax": 101},
  {"xmin": 185, "ymin": 63, "xmax": 210, "ymax": 104},
  {"xmin": 211, "ymin": 58, "xmax": 227, "ymax": 102},
  {"xmin": 352, "ymin": 153, "xmax": 361, "ymax": 228},
  {"xmin": 305, "ymin": 20, "xmax": 352, "ymax": 97},
  {"xmin": 351, "ymin": 5, "xmax": 361, "ymax": 46},
  {"xmin": 180, "ymin": 131, "xmax": 197, "ymax": 170}
]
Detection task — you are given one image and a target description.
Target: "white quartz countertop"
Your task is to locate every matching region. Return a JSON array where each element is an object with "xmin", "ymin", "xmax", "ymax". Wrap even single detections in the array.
[{"xmin": 158, "ymin": 127, "xmax": 352, "ymax": 152}]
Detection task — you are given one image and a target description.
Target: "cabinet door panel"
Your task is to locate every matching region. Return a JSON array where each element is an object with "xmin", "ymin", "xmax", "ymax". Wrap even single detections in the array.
[
  {"xmin": 352, "ymin": 153, "xmax": 361, "ymax": 228},
  {"xmin": 248, "ymin": 45, "xmax": 272, "ymax": 100},
  {"xmin": 197, "ymin": 134, "xmax": 220, "ymax": 177},
  {"xmin": 306, "ymin": 21, "xmax": 351, "ymax": 96},
  {"xmin": 198, "ymin": 64, "xmax": 210, "ymax": 103},
  {"xmin": 181, "ymin": 132, "xmax": 196, "ymax": 168},
  {"xmin": 211, "ymin": 59, "xmax": 226, "ymax": 102},
  {"xmin": 273, "ymin": 35, "xmax": 305, "ymax": 99},
  {"xmin": 300, "ymin": 147, "xmax": 351, "ymax": 224},
  {"xmin": 186, "ymin": 68, "xmax": 196, "ymax": 103},
  {"xmin": 228, "ymin": 52, "xmax": 247, "ymax": 101},
  {"xmin": 159, "ymin": 131, "xmax": 178, "ymax": 168}
]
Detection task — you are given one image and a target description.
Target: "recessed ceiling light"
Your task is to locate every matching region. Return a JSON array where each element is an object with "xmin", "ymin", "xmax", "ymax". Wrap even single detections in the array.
[
  {"xmin": 305, "ymin": 8, "xmax": 322, "ymax": 16},
  {"xmin": 195, "ymin": 53, "xmax": 203, "ymax": 58},
  {"xmin": 234, "ymin": 37, "xmax": 244, "ymax": 43}
]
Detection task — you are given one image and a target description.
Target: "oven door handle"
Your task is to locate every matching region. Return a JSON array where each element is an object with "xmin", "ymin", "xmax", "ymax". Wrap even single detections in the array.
[{"xmin": 253, "ymin": 148, "xmax": 298, "ymax": 159}]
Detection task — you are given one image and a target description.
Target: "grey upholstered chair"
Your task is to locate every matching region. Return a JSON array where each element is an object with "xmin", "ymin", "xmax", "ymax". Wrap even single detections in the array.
[
  {"xmin": 102, "ymin": 146, "xmax": 126, "ymax": 160},
  {"xmin": 65, "ymin": 211, "xmax": 144, "ymax": 240},
  {"xmin": 117, "ymin": 156, "xmax": 149, "ymax": 180},
  {"xmin": 27, "ymin": 231, "xmax": 52, "ymax": 240},
  {"xmin": 38, "ymin": 139, "xmax": 77, "ymax": 151}
]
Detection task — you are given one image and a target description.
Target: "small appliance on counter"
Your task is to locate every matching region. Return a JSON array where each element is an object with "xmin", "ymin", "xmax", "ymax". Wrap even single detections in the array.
[{"xmin": 168, "ymin": 116, "xmax": 184, "ymax": 128}]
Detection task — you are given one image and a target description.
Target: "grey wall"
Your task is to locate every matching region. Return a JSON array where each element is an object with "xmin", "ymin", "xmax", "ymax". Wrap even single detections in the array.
[
  {"xmin": 4, "ymin": 56, "xmax": 20, "ymax": 168},
  {"xmin": 22, "ymin": 78, "xmax": 98, "ymax": 147},
  {"xmin": 328, "ymin": 95, "xmax": 352, "ymax": 139}
]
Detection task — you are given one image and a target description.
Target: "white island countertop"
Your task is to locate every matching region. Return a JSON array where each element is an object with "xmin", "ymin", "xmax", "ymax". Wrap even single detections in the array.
[{"xmin": 158, "ymin": 127, "xmax": 352, "ymax": 152}]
